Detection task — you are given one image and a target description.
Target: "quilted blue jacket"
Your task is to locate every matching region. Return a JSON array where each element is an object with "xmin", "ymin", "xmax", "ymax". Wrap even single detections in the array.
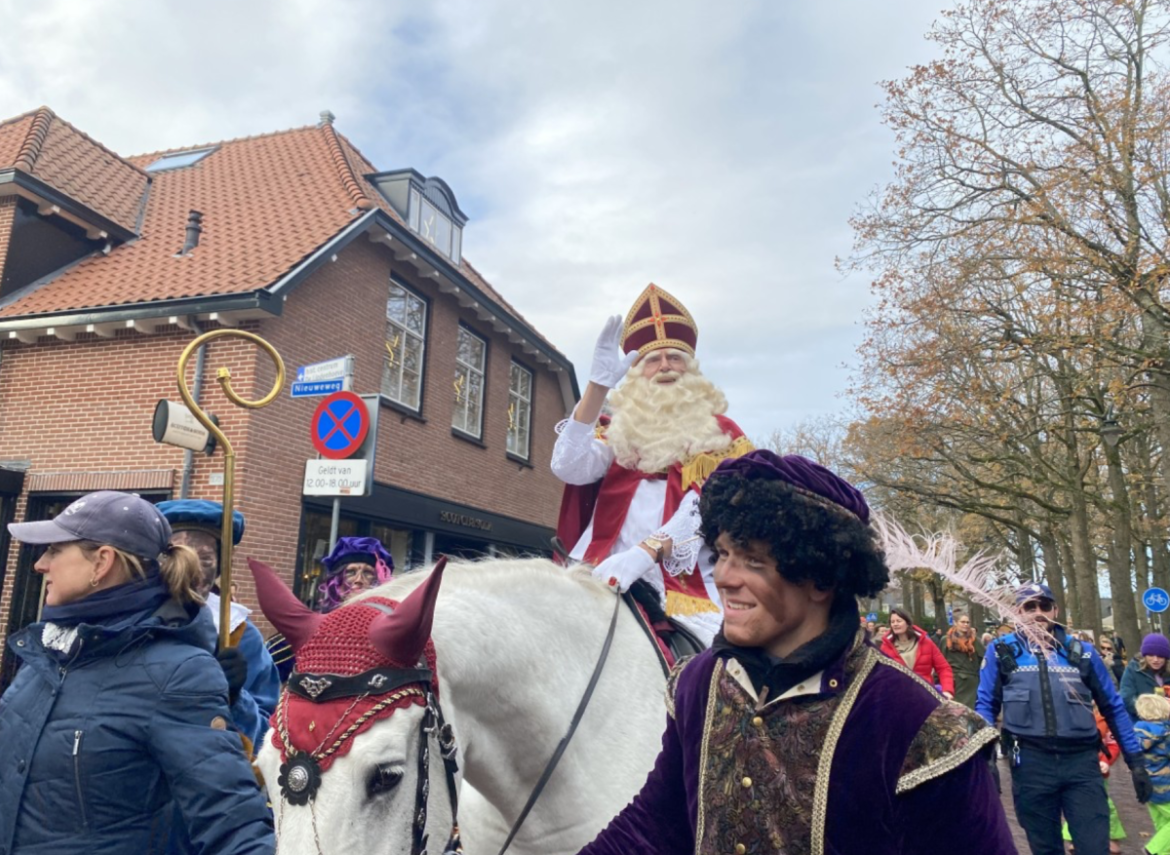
[{"xmin": 0, "ymin": 600, "xmax": 274, "ymax": 855}]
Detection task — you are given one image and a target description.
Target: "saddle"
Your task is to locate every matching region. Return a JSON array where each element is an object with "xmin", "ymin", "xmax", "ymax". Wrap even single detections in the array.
[{"xmin": 625, "ymin": 579, "xmax": 706, "ymax": 675}]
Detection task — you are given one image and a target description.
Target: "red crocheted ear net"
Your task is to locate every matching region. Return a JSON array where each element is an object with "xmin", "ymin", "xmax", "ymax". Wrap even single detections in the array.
[{"xmin": 271, "ymin": 597, "xmax": 439, "ymax": 770}]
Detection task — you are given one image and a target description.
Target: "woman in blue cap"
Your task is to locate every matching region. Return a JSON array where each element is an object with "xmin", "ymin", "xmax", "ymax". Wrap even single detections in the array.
[
  {"xmin": 317, "ymin": 535, "xmax": 394, "ymax": 613},
  {"xmin": 0, "ymin": 491, "xmax": 273, "ymax": 854}
]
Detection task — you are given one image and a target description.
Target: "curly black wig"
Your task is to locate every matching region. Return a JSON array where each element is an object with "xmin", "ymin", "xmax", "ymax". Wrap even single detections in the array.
[{"xmin": 699, "ymin": 474, "xmax": 889, "ymax": 598}]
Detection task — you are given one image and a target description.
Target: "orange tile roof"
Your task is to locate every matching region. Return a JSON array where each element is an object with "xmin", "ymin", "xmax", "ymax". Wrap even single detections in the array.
[
  {"xmin": 0, "ymin": 107, "xmax": 148, "ymax": 234},
  {"xmin": 0, "ymin": 111, "xmax": 568, "ymax": 361}
]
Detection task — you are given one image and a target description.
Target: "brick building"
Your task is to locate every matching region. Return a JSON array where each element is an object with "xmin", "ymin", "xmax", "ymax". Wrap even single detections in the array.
[{"xmin": 0, "ymin": 107, "xmax": 578, "ymax": 686}]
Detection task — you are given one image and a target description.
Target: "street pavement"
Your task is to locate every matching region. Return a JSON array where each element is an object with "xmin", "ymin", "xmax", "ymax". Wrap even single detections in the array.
[{"xmin": 997, "ymin": 757, "xmax": 1155, "ymax": 853}]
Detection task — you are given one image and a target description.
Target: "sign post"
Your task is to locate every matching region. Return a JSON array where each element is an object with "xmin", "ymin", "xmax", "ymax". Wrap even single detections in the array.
[
  {"xmin": 305, "ymin": 388, "xmax": 379, "ymax": 552},
  {"xmin": 1144, "ymin": 587, "xmax": 1169, "ymax": 634}
]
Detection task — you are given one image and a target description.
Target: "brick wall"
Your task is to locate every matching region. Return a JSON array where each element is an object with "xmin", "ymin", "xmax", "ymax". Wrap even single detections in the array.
[{"xmin": 0, "ymin": 236, "xmax": 571, "ymax": 643}]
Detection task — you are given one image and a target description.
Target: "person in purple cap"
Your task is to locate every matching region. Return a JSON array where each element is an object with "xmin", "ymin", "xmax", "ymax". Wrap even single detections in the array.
[
  {"xmin": 578, "ymin": 451, "xmax": 1015, "ymax": 855},
  {"xmin": 316, "ymin": 535, "xmax": 394, "ymax": 613},
  {"xmin": 1122, "ymin": 632, "xmax": 1170, "ymax": 723}
]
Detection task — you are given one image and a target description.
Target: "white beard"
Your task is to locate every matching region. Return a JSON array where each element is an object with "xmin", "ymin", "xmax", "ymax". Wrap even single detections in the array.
[{"xmin": 606, "ymin": 364, "xmax": 730, "ymax": 474}]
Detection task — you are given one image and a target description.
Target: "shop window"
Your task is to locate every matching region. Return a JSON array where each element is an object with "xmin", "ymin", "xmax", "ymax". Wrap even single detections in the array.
[
  {"xmin": 452, "ymin": 326, "xmax": 486, "ymax": 439},
  {"xmin": 369, "ymin": 523, "xmax": 416, "ymax": 574},
  {"xmin": 383, "ymin": 279, "xmax": 427, "ymax": 411},
  {"xmin": 296, "ymin": 510, "xmax": 360, "ymax": 608},
  {"xmin": 507, "ymin": 361, "xmax": 533, "ymax": 460}
]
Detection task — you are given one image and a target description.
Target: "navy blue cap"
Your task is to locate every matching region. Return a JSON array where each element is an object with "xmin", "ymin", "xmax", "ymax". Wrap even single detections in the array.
[
  {"xmin": 8, "ymin": 491, "xmax": 172, "ymax": 557},
  {"xmin": 156, "ymin": 499, "xmax": 245, "ymax": 546},
  {"xmin": 1015, "ymin": 583, "xmax": 1056, "ymax": 605}
]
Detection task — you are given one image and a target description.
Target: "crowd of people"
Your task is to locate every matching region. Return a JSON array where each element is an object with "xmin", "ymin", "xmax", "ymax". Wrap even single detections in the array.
[{"xmin": 2, "ymin": 285, "xmax": 1169, "ymax": 855}]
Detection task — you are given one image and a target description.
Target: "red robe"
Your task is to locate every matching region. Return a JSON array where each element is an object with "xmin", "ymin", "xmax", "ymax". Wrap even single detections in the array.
[{"xmin": 555, "ymin": 414, "xmax": 750, "ymax": 616}]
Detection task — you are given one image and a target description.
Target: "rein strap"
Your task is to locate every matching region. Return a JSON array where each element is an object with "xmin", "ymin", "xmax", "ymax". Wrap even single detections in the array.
[{"xmin": 496, "ymin": 591, "xmax": 623, "ymax": 855}]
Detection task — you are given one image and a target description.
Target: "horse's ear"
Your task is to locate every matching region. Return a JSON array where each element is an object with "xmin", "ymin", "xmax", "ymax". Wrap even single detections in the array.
[
  {"xmin": 369, "ymin": 556, "xmax": 447, "ymax": 665},
  {"xmin": 247, "ymin": 557, "xmax": 323, "ymax": 653}
]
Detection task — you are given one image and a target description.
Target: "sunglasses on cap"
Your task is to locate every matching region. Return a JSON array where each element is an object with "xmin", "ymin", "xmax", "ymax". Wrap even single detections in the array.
[{"xmin": 1020, "ymin": 598, "xmax": 1056, "ymax": 613}]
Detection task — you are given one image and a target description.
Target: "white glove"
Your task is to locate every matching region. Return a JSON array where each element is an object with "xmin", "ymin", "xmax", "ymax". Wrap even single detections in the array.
[
  {"xmin": 589, "ymin": 315, "xmax": 639, "ymax": 388},
  {"xmin": 591, "ymin": 545, "xmax": 656, "ymax": 592}
]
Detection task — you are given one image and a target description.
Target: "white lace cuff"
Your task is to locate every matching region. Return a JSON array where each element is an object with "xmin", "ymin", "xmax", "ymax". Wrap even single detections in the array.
[{"xmin": 657, "ymin": 492, "xmax": 703, "ymax": 577}]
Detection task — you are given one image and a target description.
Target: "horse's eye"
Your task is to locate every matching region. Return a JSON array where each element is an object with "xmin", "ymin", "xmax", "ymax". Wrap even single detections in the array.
[{"xmin": 367, "ymin": 764, "xmax": 404, "ymax": 798}]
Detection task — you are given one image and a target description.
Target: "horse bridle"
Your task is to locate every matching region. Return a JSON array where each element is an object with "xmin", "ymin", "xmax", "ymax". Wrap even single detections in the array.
[
  {"xmin": 277, "ymin": 666, "xmax": 463, "ymax": 855},
  {"xmin": 276, "ymin": 592, "xmax": 621, "ymax": 855}
]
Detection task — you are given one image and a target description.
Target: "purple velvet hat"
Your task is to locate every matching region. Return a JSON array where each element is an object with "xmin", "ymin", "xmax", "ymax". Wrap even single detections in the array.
[{"xmin": 710, "ymin": 450, "xmax": 870, "ymax": 523}]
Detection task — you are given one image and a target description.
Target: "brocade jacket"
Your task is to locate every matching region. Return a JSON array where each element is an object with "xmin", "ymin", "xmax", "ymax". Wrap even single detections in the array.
[{"xmin": 579, "ymin": 632, "xmax": 1017, "ymax": 855}]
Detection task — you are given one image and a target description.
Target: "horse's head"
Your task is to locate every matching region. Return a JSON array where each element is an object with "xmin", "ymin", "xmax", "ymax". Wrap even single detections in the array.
[{"xmin": 250, "ymin": 557, "xmax": 460, "ymax": 855}]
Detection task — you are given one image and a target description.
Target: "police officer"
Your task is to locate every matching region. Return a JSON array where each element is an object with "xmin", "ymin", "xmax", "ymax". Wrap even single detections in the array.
[{"xmin": 976, "ymin": 583, "xmax": 1152, "ymax": 855}]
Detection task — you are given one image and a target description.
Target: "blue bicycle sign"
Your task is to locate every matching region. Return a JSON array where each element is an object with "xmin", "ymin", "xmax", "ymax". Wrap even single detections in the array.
[{"xmin": 1143, "ymin": 587, "xmax": 1170, "ymax": 614}]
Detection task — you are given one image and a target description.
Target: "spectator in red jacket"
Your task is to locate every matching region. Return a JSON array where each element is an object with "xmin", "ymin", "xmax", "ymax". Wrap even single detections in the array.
[{"xmin": 881, "ymin": 608, "xmax": 955, "ymax": 698}]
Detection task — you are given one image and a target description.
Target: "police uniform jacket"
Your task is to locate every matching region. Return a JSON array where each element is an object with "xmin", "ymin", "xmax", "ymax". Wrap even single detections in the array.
[{"xmin": 975, "ymin": 624, "xmax": 1141, "ymax": 758}]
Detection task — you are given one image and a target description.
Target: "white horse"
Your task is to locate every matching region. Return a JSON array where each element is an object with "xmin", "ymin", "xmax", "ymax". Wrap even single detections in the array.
[{"xmin": 250, "ymin": 556, "xmax": 670, "ymax": 855}]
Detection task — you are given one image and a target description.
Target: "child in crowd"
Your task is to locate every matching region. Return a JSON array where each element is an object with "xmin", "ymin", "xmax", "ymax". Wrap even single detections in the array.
[
  {"xmin": 1135, "ymin": 693, "xmax": 1170, "ymax": 855},
  {"xmin": 1061, "ymin": 704, "xmax": 1126, "ymax": 853}
]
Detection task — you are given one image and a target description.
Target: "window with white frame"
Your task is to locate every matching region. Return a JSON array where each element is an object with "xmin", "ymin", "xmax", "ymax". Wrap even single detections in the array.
[
  {"xmin": 507, "ymin": 362, "xmax": 533, "ymax": 459},
  {"xmin": 452, "ymin": 326, "xmax": 486, "ymax": 438},
  {"xmin": 382, "ymin": 280, "xmax": 427, "ymax": 410}
]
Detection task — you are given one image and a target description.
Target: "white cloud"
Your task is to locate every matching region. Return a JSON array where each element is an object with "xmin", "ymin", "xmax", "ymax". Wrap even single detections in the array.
[{"xmin": 0, "ymin": 0, "xmax": 947, "ymax": 443}]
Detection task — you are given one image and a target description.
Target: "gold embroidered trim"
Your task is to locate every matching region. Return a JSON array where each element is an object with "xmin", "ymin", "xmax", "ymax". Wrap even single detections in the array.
[
  {"xmin": 693, "ymin": 659, "xmax": 724, "ymax": 855},
  {"xmin": 665, "ymin": 589, "xmax": 722, "ymax": 617},
  {"xmin": 680, "ymin": 435, "xmax": 756, "ymax": 491},
  {"xmin": 810, "ymin": 645, "xmax": 878, "ymax": 855},
  {"xmin": 664, "ymin": 654, "xmax": 697, "ymax": 720},
  {"xmin": 895, "ymin": 723, "xmax": 998, "ymax": 794},
  {"xmin": 874, "ymin": 653, "xmax": 945, "ymax": 701}
]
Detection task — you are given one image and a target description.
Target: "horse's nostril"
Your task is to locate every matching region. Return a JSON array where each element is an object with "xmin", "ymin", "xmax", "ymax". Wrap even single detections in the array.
[{"xmin": 368, "ymin": 764, "xmax": 404, "ymax": 798}]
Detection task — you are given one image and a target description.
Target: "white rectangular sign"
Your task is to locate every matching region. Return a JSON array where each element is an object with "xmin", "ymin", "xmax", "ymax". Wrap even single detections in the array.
[
  {"xmin": 296, "ymin": 356, "xmax": 351, "ymax": 384},
  {"xmin": 303, "ymin": 459, "xmax": 369, "ymax": 496}
]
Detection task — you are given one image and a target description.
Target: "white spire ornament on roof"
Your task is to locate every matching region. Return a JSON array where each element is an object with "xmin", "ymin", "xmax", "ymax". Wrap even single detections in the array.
[{"xmin": 871, "ymin": 512, "xmax": 1055, "ymax": 654}]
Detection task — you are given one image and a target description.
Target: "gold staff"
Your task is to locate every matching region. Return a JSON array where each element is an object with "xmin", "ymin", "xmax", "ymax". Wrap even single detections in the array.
[{"xmin": 176, "ymin": 329, "xmax": 285, "ymax": 649}]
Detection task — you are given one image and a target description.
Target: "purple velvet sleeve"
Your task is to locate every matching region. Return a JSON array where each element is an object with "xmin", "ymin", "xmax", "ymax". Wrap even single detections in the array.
[
  {"xmin": 896, "ymin": 754, "xmax": 1018, "ymax": 854},
  {"xmin": 577, "ymin": 714, "xmax": 692, "ymax": 855}
]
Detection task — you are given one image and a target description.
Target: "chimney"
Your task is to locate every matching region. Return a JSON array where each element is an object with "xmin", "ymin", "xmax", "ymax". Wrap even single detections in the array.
[
  {"xmin": 319, "ymin": 110, "xmax": 336, "ymax": 127},
  {"xmin": 181, "ymin": 210, "xmax": 203, "ymax": 254}
]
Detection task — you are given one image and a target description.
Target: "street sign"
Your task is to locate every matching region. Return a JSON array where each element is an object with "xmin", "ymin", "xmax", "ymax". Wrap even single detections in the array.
[
  {"xmin": 866, "ymin": 612, "xmax": 877, "ymax": 623},
  {"xmin": 1144, "ymin": 587, "xmax": 1170, "ymax": 614},
  {"xmin": 291, "ymin": 379, "xmax": 345, "ymax": 398},
  {"xmin": 303, "ymin": 459, "xmax": 369, "ymax": 496},
  {"xmin": 292, "ymin": 356, "xmax": 353, "ymax": 398},
  {"xmin": 310, "ymin": 391, "xmax": 370, "ymax": 459}
]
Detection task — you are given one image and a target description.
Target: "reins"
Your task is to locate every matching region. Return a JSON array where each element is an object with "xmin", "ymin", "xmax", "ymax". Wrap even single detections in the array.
[{"xmin": 494, "ymin": 590, "xmax": 623, "ymax": 855}]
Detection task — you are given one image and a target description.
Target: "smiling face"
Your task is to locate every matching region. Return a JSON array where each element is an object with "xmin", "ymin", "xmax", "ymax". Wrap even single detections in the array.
[
  {"xmin": 713, "ymin": 532, "xmax": 833, "ymax": 659},
  {"xmin": 889, "ymin": 613, "xmax": 909, "ymax": 637}
]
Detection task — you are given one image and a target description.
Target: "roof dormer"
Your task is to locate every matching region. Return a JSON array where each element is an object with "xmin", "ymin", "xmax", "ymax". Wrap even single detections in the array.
[{"xmin": 367, "ymin": 169, "xmax": 467, "ymax": 265}]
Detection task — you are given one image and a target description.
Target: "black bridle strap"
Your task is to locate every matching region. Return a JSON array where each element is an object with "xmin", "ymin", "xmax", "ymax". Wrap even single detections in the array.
[{"xmin": 496, "ymin": 591, "xmax": 623, "ymax": 855}]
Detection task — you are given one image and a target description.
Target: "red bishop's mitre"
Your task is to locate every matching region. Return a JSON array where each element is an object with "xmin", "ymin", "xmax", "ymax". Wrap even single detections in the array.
[{"xmin": 620, "ymin": 283, "xmax": 698, "ymax": 357}]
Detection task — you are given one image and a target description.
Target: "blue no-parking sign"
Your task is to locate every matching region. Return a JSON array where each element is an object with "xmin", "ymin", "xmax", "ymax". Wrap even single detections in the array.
[
  {"xmin": 1143, "ymin": 587, "xmax": 1170, "ymax": 614},
  {"xmin": 310, "ymin": 391, "xmax": 370, "ymax": 460}
]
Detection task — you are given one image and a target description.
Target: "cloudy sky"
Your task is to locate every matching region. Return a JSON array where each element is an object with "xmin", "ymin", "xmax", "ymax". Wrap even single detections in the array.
[{"xmin": 0, "ymin": 0, "xmax": 946, "ymax": 441}]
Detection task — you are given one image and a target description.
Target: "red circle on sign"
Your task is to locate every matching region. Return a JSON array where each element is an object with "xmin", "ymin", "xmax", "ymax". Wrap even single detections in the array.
[{"xmin": 310, "ymin": 391, "xmax": 370, "ymax": 459}]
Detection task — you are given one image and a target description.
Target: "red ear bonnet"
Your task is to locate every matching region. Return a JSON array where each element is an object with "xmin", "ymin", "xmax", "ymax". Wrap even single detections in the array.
[
  {"xmin": 368, "ymin": 556, "xmax": 446, "ymax": 666},
  {"xmin": 247, "ymin": 557, "xmax": 323, "ymax": 652}
]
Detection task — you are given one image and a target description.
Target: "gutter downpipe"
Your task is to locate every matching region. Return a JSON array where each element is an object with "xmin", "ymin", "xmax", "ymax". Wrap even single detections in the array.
[{"xmin": 178, "ymin": 317, "xmax": 206, "ymax": 498}]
